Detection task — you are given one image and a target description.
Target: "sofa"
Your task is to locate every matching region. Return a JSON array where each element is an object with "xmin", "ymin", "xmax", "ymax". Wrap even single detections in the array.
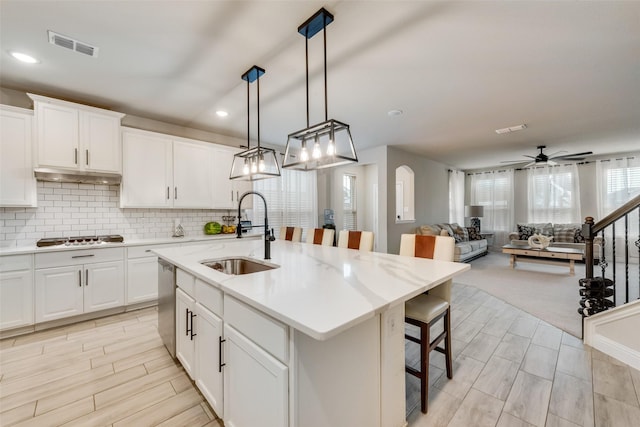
[
  {"xmin": 416, "ymin": 223, "xmax": 488, "ymax": 262},
  {"xmin": 508, "ymin": 222, "xmax": 601, "ymax": 259}
]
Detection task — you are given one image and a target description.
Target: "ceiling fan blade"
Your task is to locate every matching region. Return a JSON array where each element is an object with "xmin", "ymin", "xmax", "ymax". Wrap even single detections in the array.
[
  {"xmin": 545, "ymin": 150, "xmax": 567, "ymax": 158},
  {"xmin": 547, "ymin": 160, "xmax": 558, "ymax": 166},
  {"xmin": 523, "ymin": 155, "xmax": 536, "ymax": 159},
  {"xmin": 524, "ymin": 161, "xmax": 537, "ymax": 167},
  {"xmin": 550, "ymin": 151, "xmax": 593, "ymax": 159},
  {"xmin": 500, "ymin": 160, "xmax": 528, "ymax": 164}
]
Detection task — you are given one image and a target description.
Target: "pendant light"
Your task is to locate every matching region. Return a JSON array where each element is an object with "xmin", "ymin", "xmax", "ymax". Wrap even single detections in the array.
[
  {"xmin": 230, "ymin": 65, "xmax": 280, "ymax": 181},
  {"xmin": 282, "ymin": 8, "xmax": 358, "ymax": 171}
]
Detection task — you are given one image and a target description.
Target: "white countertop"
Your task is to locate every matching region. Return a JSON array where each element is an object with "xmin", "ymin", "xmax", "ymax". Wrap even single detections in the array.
[
  {"xmin": 154, "ymin": 240, "xmax": 470, "ymax": 341},
  {"xmin": 0, "ymin": 232, "xmax": 262, "ymax": 256}
]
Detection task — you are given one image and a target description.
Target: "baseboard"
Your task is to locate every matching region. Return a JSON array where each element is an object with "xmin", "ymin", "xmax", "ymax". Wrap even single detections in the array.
[{"xmin": 584, "ymin": 300, "xmax": 640, "ymax": 371}]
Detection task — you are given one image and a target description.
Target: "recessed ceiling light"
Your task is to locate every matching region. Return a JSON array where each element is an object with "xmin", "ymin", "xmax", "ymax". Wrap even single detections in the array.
[
  {"xmin": 216, "ymin": 110, "xmax": 228, "ymax": 117},
  {"xmin": 387, "ymin": 109, "xmax": 403, "ymax": 116},
  {"xmin": 10, "ymin": 51, "xmax": 39, "ymax": 64}
]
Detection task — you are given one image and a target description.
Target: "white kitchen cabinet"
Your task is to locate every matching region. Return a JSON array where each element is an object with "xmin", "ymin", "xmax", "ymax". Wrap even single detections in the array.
[
  {"xmin": 126, "ymin": 256, "xmax": 159, "ymax": 305},
  {"xmin": 173, "ymin": 140, "xmax": 213, "ymax": 208},
  {"xmin": 0, "ymin": 105, "xmax": 37, "ymax": 207},
  {"xmin": 121, "ymin": 128, "xmax": 173, "ymax": 208},
  {"xmin": 195, "ymin": 302, "xmax": 224, "ymax": 418},
  {"xmin": 176, "ymin": 287, "xmax": 196, "ymax": 378},
  {"xmin": 35, "ymin": 248, "xmax": 125, "ymax": 323},
  {"xmin": 28, "ymin": 93, "xmax": 124, "ymax": 173},
  {"xmin": 223, "ymin": 324, "xmax": 288, "ymax": 427},
  {"xmin": 211, "ymin": 147, "xmax": 253, "ymax": 210},
  {"xmin": 120, "ymin": 127, "xmax": 214, "ymax": 208},
  {"xmin": 0, "ymin": 255, "xmax": 34, "ymax": 330}
]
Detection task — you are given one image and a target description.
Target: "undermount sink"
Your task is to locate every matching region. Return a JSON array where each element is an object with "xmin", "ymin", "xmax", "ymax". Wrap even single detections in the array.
[{"xmin": 201, "ymin": 257, "xmax": 278, "ymax": 275}]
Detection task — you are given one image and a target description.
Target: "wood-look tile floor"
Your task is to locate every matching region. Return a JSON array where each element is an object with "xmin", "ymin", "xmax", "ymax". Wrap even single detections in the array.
[
  {"xmin": 0, "ymin": 307, "xmax": 221, "ymax": 427},
  {"xmin": 406, "ymin": 283, "xmax": 640, "ymax": 427},
  {"xmin": 1, "ymin": 284, "xmax": 639, "ymax": 427}
]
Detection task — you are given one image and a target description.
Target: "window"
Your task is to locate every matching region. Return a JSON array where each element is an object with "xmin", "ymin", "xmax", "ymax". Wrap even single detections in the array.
[
  {"xmin": 343, "ymin": 174, "xmax": 357, "ymax": 230},
  {"xmin": 596, "ymin": 157, "xmax": 640, "ymax": 218},
  {"xmin": 469, "ymin": 169, "xmax": 514, "ymax": 246},
  {"xmin": 449, "ymin": 169, "xmax": 465, "ymax": 225},
  {"xmin": 250, "ymin": 168, "xmax": 317, "ymax": 232},
  {"xmin": 527, "ymin": 164, "xmax": 581, "ymax": 223}
]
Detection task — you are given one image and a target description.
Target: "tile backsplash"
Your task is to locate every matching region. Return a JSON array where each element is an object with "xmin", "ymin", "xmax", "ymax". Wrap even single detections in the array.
[{"xmin": 0, "ymin": 182, "xmax": 238, "ymax": 248}]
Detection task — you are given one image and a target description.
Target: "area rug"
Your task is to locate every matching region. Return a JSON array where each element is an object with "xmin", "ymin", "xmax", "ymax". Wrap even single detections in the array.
[{"xmin": 455, "ymin": 251, "xmax": 584, "ymax": 337}]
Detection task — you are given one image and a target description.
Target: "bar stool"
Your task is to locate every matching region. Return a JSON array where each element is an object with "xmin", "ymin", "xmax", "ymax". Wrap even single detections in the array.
[
  {"xmin": 279, "ymin": 227, "xmax": 302, "ymax": 242},
  {"xmin": 337, "ymin": 230, "xmax": 374, "ymax": 252},
  {"xmin": 305, "ymin": 228, "xmax": 335, "ymax": 246},
  {"xmin": 399, "ymin": 233, "xmax": 455, "ymax": 414}
]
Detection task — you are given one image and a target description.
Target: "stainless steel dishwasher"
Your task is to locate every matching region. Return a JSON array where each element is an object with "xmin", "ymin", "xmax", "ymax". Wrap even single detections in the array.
[{"xmin": 158, "ymin": 258, "xmax": 176, "ymax": 358}]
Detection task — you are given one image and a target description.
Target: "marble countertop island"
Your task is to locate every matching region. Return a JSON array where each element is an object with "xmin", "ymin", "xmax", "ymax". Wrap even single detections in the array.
[{"xmin": 154, "ymin": 239, "xmax": 470, "ymax": 340}]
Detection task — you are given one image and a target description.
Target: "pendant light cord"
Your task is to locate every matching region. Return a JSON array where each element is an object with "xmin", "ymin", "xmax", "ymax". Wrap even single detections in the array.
[
  {"xmin": 324, "ymin": 13, "xmax": 328, "ymax": 121},
  {"xmin": 257, "ymin": 73, "xmax": 260, "ymax": 148},
  {"xmin": 305, "ymin": 36, "xmax": 309, "ymax": 128},
  {"xmin": 246, "ymin": 77, "xmax": 250, "ymax": 150}
]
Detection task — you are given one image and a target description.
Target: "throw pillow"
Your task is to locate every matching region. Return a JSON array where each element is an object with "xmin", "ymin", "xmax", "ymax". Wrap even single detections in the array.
[
  {"xmin": 451, "ymin": 223, "xmax": 468, "ymax": 243},
  {"xmin": 419, "ymin": 224, "xmax": 441, "ymax": 236},
  {"xmin": 436, "ymin": 223, "xmax": 456, "ymax": 238},
  {"xmin": 574, "ymin": 227, "xmax": 585, "ymax": 243},
  {"xmin": 517, "ymin": 224, "xmax": 536, "ymax": 240},
  {"xmin": 535, "ymin": 223, "xmax": 554, "ymax": 237},
  {"xmin": 467, "ymin": 227, "xmax": 483, "ymax": 241},
  {"xmin": 554, "ymin": 227, "xmax": 576, "ymax": 243}
]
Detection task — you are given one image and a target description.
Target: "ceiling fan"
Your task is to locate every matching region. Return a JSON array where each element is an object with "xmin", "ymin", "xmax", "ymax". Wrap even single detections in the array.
[{"xmin": 501, "ymin": 145, "xmax": 593, "ymax": 167}]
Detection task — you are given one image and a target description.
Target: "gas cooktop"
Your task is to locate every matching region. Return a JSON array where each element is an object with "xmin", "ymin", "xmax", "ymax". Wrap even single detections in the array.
[{"xmin": 36, "ymin": 235, "xmax": 124, "ymax": 248}]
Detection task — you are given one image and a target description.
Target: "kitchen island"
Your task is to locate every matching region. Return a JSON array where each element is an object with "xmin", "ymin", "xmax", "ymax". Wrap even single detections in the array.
[{"xmin": 154, "ymin": 239, "xmax": 470, "ymax": 427}]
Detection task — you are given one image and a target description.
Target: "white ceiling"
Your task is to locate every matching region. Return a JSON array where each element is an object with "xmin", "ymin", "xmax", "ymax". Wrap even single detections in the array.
[{"xmin": 1, "ymin": 1, "xmax": 639, "ymax": 170}]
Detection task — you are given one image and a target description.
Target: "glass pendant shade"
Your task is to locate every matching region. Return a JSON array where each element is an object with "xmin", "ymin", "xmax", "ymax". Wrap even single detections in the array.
[
  {"xmin": 283, "ymin": 119, "xmax": 357, "ymax": 170},
  {"xmin": 230, "ymin": 65, "xmax": 281, "ymax": 181},
  {"xmin": 282, "ymin": 8, "xmax": 358, "ymax": 171},
  {"xmin": 229, "ymin": 146, "xmax": 280, "ymax": 180}
]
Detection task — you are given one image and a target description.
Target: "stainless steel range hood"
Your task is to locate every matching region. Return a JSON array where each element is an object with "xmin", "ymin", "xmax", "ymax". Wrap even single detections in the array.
[{"xmin": 34, "ymin": 168, "xmax": 122, "ymax": 185}]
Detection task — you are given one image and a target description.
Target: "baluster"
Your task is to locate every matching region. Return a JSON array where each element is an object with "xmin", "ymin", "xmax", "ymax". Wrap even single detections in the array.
[
  {"xmin": 612, "ymin": 222, "xmax": 616, "ymax": 304},
  {"xmin": 625, "ymin": 214, "xmax": 629, "ymax": 304}
]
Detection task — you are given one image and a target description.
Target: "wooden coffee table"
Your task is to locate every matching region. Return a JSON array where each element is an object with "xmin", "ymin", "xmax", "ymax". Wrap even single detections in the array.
[{"xmin": 501, "ymin": 244, "xmax": 584, "ymax": 275}]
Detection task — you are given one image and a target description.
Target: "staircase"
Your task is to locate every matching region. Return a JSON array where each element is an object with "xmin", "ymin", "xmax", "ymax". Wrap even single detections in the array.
[{"xmin": 581, "ymin": 194, "xmax": 640, "ymax": 370}]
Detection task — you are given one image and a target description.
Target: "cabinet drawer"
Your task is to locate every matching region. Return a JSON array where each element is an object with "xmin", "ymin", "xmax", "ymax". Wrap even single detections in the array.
[
  {"xmin": 35, "ymin": 247, "xmax": 124, "ymax": 269},
  {"xmin": 540, "ymin": 251, "xmax": 567, "ymax": 259},
  {"xmin": 127, "ymin": 244, "xmax": 175, "ymax": 259},
  {"xmin": 195, "ymin": 279, "xmax": 222, "ymax": 316},
  {"xmin": 0, "ymin": 254, "xmax": 33, "ymax": 272},
  {"xmin": 176, "ymin": 268, "xmax": 195, "ymax": 296},
  {"xmin": 224, "ymin": 295, "xmax": 288, "ymax": 364}
]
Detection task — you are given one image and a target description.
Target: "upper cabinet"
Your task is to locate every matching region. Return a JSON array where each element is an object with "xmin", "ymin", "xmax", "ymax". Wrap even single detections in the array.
[
  {"xmin": 0, "ymin": 105, "xmax": 37, "ymax": 207},
  {"xmin": 120, "ymin": 127, "xmax": 214, "ymax": 209},
  {"xmin": 28, "ymin": 93, "xmax": 125, "ymax": 173}
]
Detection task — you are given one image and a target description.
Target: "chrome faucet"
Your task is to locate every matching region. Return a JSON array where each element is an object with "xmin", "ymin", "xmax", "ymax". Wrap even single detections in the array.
[{"xmin": 237, "ymin": 191, "xmax": 275, "ymax": 260}]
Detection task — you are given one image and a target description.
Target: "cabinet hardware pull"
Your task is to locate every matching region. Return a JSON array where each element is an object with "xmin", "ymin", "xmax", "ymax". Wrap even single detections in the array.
[
  {"xmin": 218, "ymin": 336, "xmax": 226, "ymax": 372},
  {"xmin": 145, "ymin": 249, "xmax": 151, "ymax": 252},
  {"xmin": 74, "ymin": 148, "xmax": 78, "ymax": 165},
  {"xmin": 167, "ymin": 187, "xmax": 170, "ymax": 200},
  {"xmin": 190, "ymin": 312, "xmax": 197, "ymax": 340},
  {"xmin": 85, "ymin": 269, "xmax": 88, "ymax": 286},
  {"xmin": 236, "ymin": 191, "xmax": 239, "ymax": 202},
  {"xmin": 185, "ymin": 308, "xmax": 190, "ymax": 336},
  {"xmin": 175, "ymin": 187, "xmax": 178, "ymax": 199},
  {"xmin": 71, "ymin": 254, "xmax": 95, "ymax": 259},
  {"xmin": 231, "ymin": 190, "xmax": 233, "ymax": 201},
  {"xmin": 78, "ymin": 270, "xmax": 82, "ymax": 287},
  {"xmin": 86, "ymin": 149, "xmax": 89, "ymax": 166}
]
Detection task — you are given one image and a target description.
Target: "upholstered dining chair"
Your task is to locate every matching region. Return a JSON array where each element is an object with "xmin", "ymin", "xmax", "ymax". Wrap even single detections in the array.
[
  {"xmin": 337, "ymin": 230, "xmax": 374, "ymax": 252},
  {"xmin": 305, "ymin": 228, "xmax": 335, "ymax": 246},
  {"xmin": 399, "ymin": 233, "xmax": 455, "ymax": 414},
  {"xmin": 279, "ymin": 226, "xmax": 302, "ymax": 243}
]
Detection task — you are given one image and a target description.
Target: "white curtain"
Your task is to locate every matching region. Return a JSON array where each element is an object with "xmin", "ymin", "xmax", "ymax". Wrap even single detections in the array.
[
  {"xmin": 469, "ymin": 169, "xmax": 514, "ymax": 245},
  {"xmin": 250, "ymin": 167, "xmax": 318, "ymax": 233},
  {"xmin": 527, "ymin": 163, "xmax": 581, "ymax": 223},
  {"xmin": 448, "ymin": 169, "xmax": 465, "ymax": 225}
]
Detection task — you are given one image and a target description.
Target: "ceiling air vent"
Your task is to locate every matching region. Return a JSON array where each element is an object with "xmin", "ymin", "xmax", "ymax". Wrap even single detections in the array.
[{"xmin": 47, "ymin": 30, "xmax": 99, "ymax": 58}]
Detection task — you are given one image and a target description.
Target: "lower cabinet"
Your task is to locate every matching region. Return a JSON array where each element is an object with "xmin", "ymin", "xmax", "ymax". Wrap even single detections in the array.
[
  {"xmin": 0, "ymin": 255, "xmax": 34, "ymax": 330},
  {"xmin": 126, "ymin": 256, "xmax": 158, "ymax": 304},
  {"xmin": 35, "ymin": 261, "xmax": 125, "ymax": 323},
  {"xmin": 195, "ymin": 302, "xmax": 224, "ymax": 418},
  {"xmin": 176, "ymin": 287, "xmax": 196, "ymax": 376},
  {"xmin": 223, "ymin": 324, "xmax": 288, "ymax": 427}
]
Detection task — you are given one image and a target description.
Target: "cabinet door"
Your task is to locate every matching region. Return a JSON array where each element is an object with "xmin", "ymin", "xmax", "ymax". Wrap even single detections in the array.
[
  {"xmin": 223, "ymin": 324, "xmax": 288, "ymax": 427},
  {"xmin": 176, "ymin": 288, "xmax": 196, "ymax": 379},
  {"xmin": 126, "ymin": 256, "xmax": 158, "ymax": 305},
  {"xmin": 35, "ymin": 266, "xmax": 83, "ymax": 323},
  {"xmin": 81, "ymin": 111, "xmax": 121, "ymax": 173},
  {"xmin": 211, "ymin": 148, "xmax": 235, "ymax": 209},
  {"xmin": 195, "ymin": 303, "xmax": 224, "ymax": 418},
  {"xmin": 84, "ymin": 261, "xmax": 125, "ymax": 313},
  {"xmin": 0, "ymin": 269, "xmax": 34, "ymax": 330},
  {"xmin": 0, "ymin": 106, "xmax": 36, "ymax": 207},
  {"xmin": 36, "ymin": 102, "xmax": 79, "ymax": 169},
  {"xmin": 173, "ymin": 140, "xmax": 213, "ymax": 208},
  {"xmin": 121, "ymin": 129, "xmax": 173, "ymax": 208}
]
